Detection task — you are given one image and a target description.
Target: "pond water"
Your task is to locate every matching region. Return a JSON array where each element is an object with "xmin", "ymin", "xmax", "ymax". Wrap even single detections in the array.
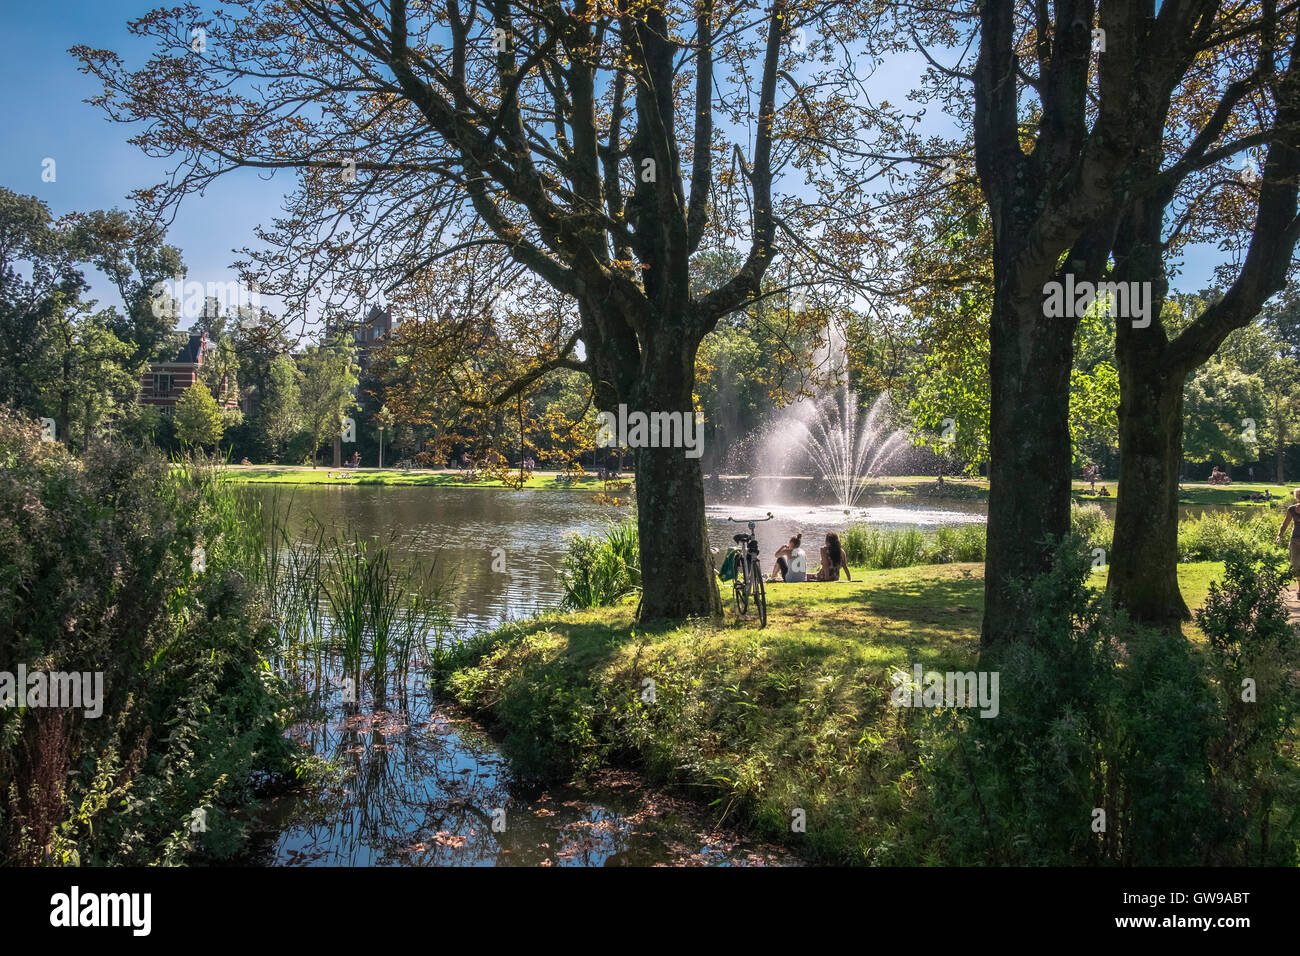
[
  {"xmin": 260, "ymin": 483, "xmax": 989, "ymax": 629},
  {"xmin": 253, "ymin": 483, "xmax": 982, "ymax": 866}
]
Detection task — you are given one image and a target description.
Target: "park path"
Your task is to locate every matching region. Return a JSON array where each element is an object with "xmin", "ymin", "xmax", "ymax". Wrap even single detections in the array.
[{"xmin": 1286, "ymin": 589, "xmax": 1300, "ymax": 630}]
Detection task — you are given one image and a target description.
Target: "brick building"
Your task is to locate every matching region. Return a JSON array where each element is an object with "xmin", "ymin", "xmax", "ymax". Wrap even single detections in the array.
[{"xmin": 138, "ymin": 330, "xmax": 239, "ymax": 415}]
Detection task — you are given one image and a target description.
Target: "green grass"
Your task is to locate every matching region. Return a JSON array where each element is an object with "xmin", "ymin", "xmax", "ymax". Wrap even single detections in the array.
[
  {"xmin": 224, "ymin": 467, "xmax": 1296, "ymax": 509},
  {"xmin": 217, "ymin": 465, "xmax": 623, "ymax": 490},
  {"xmin": 435, "ymin": 560, "xmax": 1231, "ymax": 864}
]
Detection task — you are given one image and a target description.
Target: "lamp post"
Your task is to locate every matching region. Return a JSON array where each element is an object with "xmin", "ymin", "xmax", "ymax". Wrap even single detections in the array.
[{"xmin": 375, "ymin": 404, "xmax": 393, "ymax": 470}]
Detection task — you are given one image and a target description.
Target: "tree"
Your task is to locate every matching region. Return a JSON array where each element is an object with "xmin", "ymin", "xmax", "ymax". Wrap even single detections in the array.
[
  {"xmin": 298, "ymin": 335, "xmax": 359, "ymax": 468},
  {"xmin": 1182, "ymin": 359, "xmax": 1266, "ymax": 468},
  {"xmin": 1103, "ymin": 5, "xmax": 1300, "ymax": 625},
  {"xmin": 79, "ymin": 0, "xmax": 897, "ymax": 620},
  {"xmin": 898, "ymin": 1, "xmax": 1300, "ymax": 643},
  {"xmin": 66, "ymin": 207, "xmax": 184, "ymax": 366},
  {"xmin": 174, "ymin": 379, "xmax": 225, "ymax": 449},
  {"xmin": 0, "ymin": 189, "xmax": 86, "ymax": 416},
  {"xmin": 260, "ymin": 353, "xmax": 302, "ymax": 460}
]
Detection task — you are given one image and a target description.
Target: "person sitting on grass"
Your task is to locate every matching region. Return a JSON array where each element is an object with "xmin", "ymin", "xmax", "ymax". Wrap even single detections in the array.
[
  {"xmin": 813, "ymin": 532, "xmax": 852, "ymax": 582},
  {"xmin": 769, "ymin": 534, "xmax": 806, "ymax": 582},
  {"xmin": 1275, "ymin": 488, "xmax": 1300, "ymax": 599}
]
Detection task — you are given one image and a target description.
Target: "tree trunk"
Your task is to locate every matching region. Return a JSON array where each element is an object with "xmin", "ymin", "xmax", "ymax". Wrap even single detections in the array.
[
  {"xmin": 1107, "ymin": 364, "xmax": 1189, "ymax": 625},
  {"xmin": 634, "ymin": 443, "xmax": 721, "ymax": 620},
  {"xmin": 981, "ymin": 280, "xmax": 1076, "ymax": 649},
  {"xmin": 629, "ymin": 350, "xmax": 722, "ymax": 621},
  {"xmin": 1279, "ymin": 416, "xmax": 1287, "ymax": 484}
]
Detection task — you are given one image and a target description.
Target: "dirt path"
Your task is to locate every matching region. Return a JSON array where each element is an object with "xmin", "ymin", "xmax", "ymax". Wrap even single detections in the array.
[{"xmin": 1285, "ymin": 589, "xmax": 1300, "ymax": 629}]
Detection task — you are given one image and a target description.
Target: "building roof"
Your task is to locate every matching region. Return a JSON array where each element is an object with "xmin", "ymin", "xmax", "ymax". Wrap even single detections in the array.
[{"xmin": 169, "ymin": 331, "xmax": 207, "ymax": 365}]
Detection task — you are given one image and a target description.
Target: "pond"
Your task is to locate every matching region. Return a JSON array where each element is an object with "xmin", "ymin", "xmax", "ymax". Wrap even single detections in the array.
[
  {"xmin": 260, "ymin": 483, "xmax": 989, "ymax": 629},
  {"xmin": 252, "ymin": 483, "xmax": 983, "ymax": 866},
  {"xmin": 261, "ymin": 481, "xmax": 1246, "ymax": 865}
]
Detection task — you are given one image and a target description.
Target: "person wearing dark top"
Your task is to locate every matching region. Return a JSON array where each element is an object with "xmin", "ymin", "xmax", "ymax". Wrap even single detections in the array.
[
  {"xmin": 813, "ymin": 532, "xmax": 852, "ymax": 582},
  {"xmin": 1276, "ymin": 489, "xmax": 1300, "ymax": 599}
]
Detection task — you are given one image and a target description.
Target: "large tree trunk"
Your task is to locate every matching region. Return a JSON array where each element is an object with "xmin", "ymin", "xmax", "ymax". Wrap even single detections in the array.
[
  {"xmin": 634, "ymin": 443, "xmax": 721, "ymax": 620},
  {"xmin": 629, "ymin": 341, "xmax": 722, "ymax": 621},
  {"xmin": 1108, "ymin": 363, "xmax": 1189, "ymax": 625},
  {"xmin": 981, "ymin": 279, "xmax": 1076, "ymax": 649}
]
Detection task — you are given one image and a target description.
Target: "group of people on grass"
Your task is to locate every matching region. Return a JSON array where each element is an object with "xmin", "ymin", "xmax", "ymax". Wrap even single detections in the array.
[{"xmin": 767, "ymin": 532, "xmax": 852, "ymax": 583}]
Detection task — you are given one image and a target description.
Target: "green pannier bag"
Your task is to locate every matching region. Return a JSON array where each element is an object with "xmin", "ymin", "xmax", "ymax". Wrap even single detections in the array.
[{"xmin": 718, "ymin": 547, "xmax": 738, "ymax": 582}]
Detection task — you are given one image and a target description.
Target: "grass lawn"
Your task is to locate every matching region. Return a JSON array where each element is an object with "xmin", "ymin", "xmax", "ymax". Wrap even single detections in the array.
[
  {"xmin": 435, "ymin": 560, "xmax": 1229, "ymax": 864},
  {"xmin": 218, "ymin": 465, "xmax": 1294, "ymax": 512},
  {"xmin": 217, "ymin": 465, "xmax": 622, "ymax": 491}
]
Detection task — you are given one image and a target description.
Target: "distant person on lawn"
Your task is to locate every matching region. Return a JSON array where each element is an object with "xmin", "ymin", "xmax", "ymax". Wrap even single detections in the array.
[
  {"xmin": 813, "ymin": 532, "xmax": 852, "ymax": 582},
  {"xmin": 769, "ymin": 535, "xmax": 806, "ymax": 582},
  {"xmin": 1275, "ymin": 488, "xmax": 1300, "ymax": 599}
]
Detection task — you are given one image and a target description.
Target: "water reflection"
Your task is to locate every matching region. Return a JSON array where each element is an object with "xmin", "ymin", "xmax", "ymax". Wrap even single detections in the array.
[{"xmin": 262, "ymin": 669, "xmax": 794, "ymax": 866}]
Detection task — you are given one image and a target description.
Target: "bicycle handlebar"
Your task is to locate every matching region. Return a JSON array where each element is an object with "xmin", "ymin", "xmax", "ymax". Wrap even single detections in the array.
[{"xmin": 727, "ymin": 512, "xmax": 774, "ymax": 523}]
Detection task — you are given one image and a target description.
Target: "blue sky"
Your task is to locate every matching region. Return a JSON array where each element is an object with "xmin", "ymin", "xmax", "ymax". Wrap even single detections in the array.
[
  {"xmin": 0, "ymin": 0, "xmax": 291, "ymax": 319},
  {"xmin": 0, "ymin": 0, "xmax": 1224, "ymax": 328}
]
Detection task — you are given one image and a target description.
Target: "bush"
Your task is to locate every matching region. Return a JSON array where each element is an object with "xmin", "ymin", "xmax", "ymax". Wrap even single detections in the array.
[
  {"xmin": 1069, "ymin": 501, "xmax": 1113, "ymax": 554},
  {"xmin": 1178, "ymin": 510, "xmax": 1277, "ymax": 563},
  {"xmin": 0, "ymin": 406, "xmax": 297, "ymax": 865},
  {"xmin": 557, "ymin": 519, "xmax": 641, "ymax": 609},
  {"xmin": 1195, "ymin": 550, "xmax": 1300, "ymax": 863},
  {"xmin": 922, "ymin": 538, "xmax": 1300, "ymax": 865}
]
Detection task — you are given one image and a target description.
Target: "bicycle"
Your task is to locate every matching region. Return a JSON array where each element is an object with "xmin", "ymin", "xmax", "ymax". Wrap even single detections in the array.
[{"xmin": 727, "ymin": 512, "xmax": 773, "ymax": 627}]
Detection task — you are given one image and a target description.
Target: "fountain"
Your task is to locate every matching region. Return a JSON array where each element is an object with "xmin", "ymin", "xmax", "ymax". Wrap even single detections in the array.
[
  {"xmin": 737, "ymin": 311, "xmax": 912, "ymax": 508},
  {"xmin": 790, "ymin": 389, "xmax": 911, "ymax": 509},
  {"xmin": 746, "ymin": 387, "xmax": 910, "ymax": 509}
]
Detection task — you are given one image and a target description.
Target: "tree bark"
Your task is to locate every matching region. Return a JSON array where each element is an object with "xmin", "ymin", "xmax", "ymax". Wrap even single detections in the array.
[
  {"xmin": 628, "ymin": 337, "xmax": 722, "ymax": 620},
  {"xmin": 634, "ymin": 444, "xmax": 720, "ymax": 619},
  {"xmin": 1108, "ymin": 363, "xmax": 1190, "ymax": 624},
  {"xmin": 981, "ymin": 277, "xmax": 1077, "ymax": 648}
]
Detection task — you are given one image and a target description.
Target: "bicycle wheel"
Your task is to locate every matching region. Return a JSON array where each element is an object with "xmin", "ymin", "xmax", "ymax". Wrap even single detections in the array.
[
  {"xmin": 733, "ymin": 560, "xmax": 749, "ymax": 616},
  {"xmin": 754, "ymin": 572, "xmax": 767, "ymax": 628}
]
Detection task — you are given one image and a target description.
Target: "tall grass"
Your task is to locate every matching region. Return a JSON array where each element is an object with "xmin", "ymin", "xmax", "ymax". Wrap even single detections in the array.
[
  {"xmin": 841, "ymin": 524, "xmax": 985, "ymax": 569},
  {"xmin": 840, "ymin": 506, "xmax": 1117, "ymax": 570},
  {"xmin": 1178, "ymin": 510, "xmax": 1280, "ymax": 562},
  {"xmin": 259, "ymin": 493, "xmax": 456, "ymax": 699},
  {"xmin": 558, "ymin": 518, "xmax": 641, "ymax": 608}
]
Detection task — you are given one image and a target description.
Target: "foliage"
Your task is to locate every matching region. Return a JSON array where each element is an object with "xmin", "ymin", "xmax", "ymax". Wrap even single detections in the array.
[
  {"xmin": 1195, "ymin": 551, "xmax": 1300, "ymax": 863},
  {"xmin": 1183, "ymin": 358, "xmax": 1267, "ymax": 466},
  {"xmin": 1177, "ymin": 510, "xmax": 1281, "ymax": 563},
  {"xmin": 297, "ymin": 333, "xmax": 359, "ymax": 467},
  {"xmin": 174, "ymin": 378, "xmax": 225, "ymax": 449},
  {"xmin": 923, "ymin": 541, "xmax": 1299, "ymax": 865},
  {"xmin": 259, "ymin": 353, "xmax": 302, "ymax": 460},
  {"xmin": 0, "ymin": 406, "xmax": 297, "ymax": 865},
  {"xmin": 557, "ymin": 519, "xmax": 641, "ymax": 609}
]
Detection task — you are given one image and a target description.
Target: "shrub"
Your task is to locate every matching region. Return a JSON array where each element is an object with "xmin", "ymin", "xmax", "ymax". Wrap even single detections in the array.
[
  {"xmin": 1178, "ymin": 510, "xmax": 1277, "ymax": 563},
  {"xmin": 1196, "ymin": 550, "xmax": 1300, "ymax": 864},
  {"xmin": 1069, "ymin": 501, "xmax": 1113, "ymax": 554},
  {"xmin": 922, "ymin": 538, "xmax": 1300, "ymax": 865},
  {"xmin": 557, "ymin": 519, "xmax": 641, "ymax": 609},
  {"xmin": 0, "ymin": 406, "xmax": 297, "ymax": 865}
]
